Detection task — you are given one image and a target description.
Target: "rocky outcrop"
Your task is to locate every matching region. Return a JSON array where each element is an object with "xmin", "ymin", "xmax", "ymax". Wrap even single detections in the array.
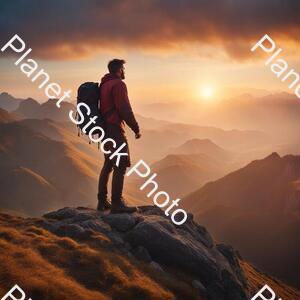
[{"xmin": 43, "ymin": 206, "xmax": 249, "ymax": 300}]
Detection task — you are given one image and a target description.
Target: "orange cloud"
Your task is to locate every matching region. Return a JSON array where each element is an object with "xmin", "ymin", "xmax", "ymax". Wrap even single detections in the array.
[{"xmin": 1, "ymin": 0, "xmax": 300, "ymax": 61}]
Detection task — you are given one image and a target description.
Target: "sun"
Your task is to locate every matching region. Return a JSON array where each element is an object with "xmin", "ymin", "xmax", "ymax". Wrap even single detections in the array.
[{"xmin": 200, "ymin": 85, "xmax": 215, "ymax": 99}]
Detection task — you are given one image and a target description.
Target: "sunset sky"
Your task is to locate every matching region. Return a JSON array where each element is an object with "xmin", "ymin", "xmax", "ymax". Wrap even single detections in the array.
[{"xmin": 1, "ymin": 0, "xmax": 300, "ymax": 104}]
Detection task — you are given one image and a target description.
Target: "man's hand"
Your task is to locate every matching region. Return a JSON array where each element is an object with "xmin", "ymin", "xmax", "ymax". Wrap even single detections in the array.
[{"xmin": 135, "ymin": 132, "xmax": 141, "ymax": 139}]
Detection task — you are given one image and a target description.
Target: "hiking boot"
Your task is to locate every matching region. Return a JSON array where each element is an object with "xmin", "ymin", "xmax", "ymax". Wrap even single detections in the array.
[
  {"xmin": 97, "ymin": 198, "xmax": 112, "ymax": 211},
  {"xmin": 111, "ymin": 198, "xmax": 137, "ymax": 214}
]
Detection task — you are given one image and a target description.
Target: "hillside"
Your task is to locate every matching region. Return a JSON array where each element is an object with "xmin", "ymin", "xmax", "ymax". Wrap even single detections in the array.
[
  {"xmin": 0, "ymin": 122, "xmax": 100, "ymax": 215},
  {"xmin": 150, "ymin": 153, "xmax": 228, "ymax": 197},
  {"xmin": 1, "ymin": 206, "xmax": 299, "ymax": 300},
  {"xmin": 0, "ymin": 108, "xmax": 14, "ymax": 123},
  {"xmin": 147, "ymin": 139, "xmax": 240, "ymax": 197},
  {"xmin": 17, "ymin": 118, "xmax": 100, "ymax": 158},
  {"xmin": 183, "ymin": 153, "xmax": 300, "ymax": 288}
]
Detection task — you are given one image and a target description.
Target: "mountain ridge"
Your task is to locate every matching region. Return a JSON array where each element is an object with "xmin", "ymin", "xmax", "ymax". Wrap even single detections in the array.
[{"xmin": 182, "ymin": 152, "xmax": 300, "ymax": 288}]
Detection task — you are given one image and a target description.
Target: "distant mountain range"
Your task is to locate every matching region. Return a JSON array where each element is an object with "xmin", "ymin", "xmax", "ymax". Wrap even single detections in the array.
[
  {"xmin": 14, "ymin": 97, "xmax": 75, "ymax": 122},
  {"xmin": 171, "ymin": 138, "xmax": 234, "ymax": 159},
  {"xmin": 137, "ymin": 92, "xmax": 300, "ymax": 143},
  {"xmin": 0, "ymin": 92, "xmax": 23, "ymax": 111},
  {"xmin": 183, "ymin": 152, "xmax": 300, "ymax": 288},
  {"xmin": 1, "ymin": 92, "xmax": 279, "ymax": 161}
]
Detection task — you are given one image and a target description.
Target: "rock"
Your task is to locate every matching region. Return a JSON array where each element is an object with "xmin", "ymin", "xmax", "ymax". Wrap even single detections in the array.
[
  {"xmin": 132, "ymin": 246, "xmax": 152, "ymax": 263},
  {"xmin": 194, "ymin": 223, "xmax": 214, "ymax": 248},
  {"xmin": 125, "ymin": 215, "xmax": 220, "ymax": 285},
  {"xmin": 107, "ymin": 232, "xmax": 124, "ymax": 245},
  {"xmin": 177, "ymin": 222, "xmax": 214, "ymax": 248},
  {"xmin": 55, "ymin": 223, "xmax": 85, "ymax": 238},
  {"xmin": 102, "ymin": 213, "xmax": 137, "ymax": 232},
  {"xmin": 221, "ymin": 269, "xmax": 247, "ymax": 300},
  {"xmin": 124, "ymin": 242, "xmax": 132, "ymax": 251},
  {"xmin": 80, "ymin": 219, "xmax": 111, "ymax": 234},
  {"xmin": 206, "ymin": 270, "xmax": 248, "ymax": 300},
  {"xmin": 173, "ymin": 211, "xmax": 193, "ymax": 224},
  {"xmin": 72, "ymin": 212, "xmax": 97, "ymax": 222},
  {"xmin": 42, "ymin": 220, "xmax": 63, "ymax": 233},
  {"xmin": 44, "ymin": 207, "xmax": 79, "ymax": 220},
  {"xmin": 192, "ymin": 280, "xmax": 206, "ymax": 295},
  {"xmin": 150, "ymin": 261, "xmax": 164, "ymax": 272},
  {"xmin": 137, "ymin": 205, "xmax": 165, "ymax": 216},
  {"xmin": 42, "ymin": 206, "xmax": 249, "ymax": 299},
  {"xmin": 217, "ymin": 244, "xmax": 247, "ymax": 288},
  {"xmin": 206, "ymin": 282, "xmax": 226, "ymax": 300}
]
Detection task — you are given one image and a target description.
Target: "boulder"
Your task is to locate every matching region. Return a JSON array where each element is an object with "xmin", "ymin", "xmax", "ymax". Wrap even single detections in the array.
[
  {"xmin": 132, "ymin": 246, "xmax": 152, "ymax": 263},
  {"xmin": 44, "ymin": 207, "xmax": 79, "ymax": 220},
  {"xmin": 217, "ymin": 244, "xmax": 247, "ymax": 288},
  {"xmin": 80, "ymin": 219, "xmax": 111, "ymax": 234},
  {"xmin": 102, "ymin": 213, "xmax": 137, "ymax": 232},
  {"xmin": 125, "ymin": 215, "xmax": 221, "ymax": 285},
  {"xmin": 55, "ymin": 223, "xmax": 85, "ymax": 238},
  {"xmin": 150, "ymin": 261, "xmax": 164, "ymax": 272},
  {"xmin": 42, "ymin": 206, "xmax": 249, "ymax": 299},
  {"xmin": 192, "ymin": 280, "xmax": 206, "ymax": 296}
]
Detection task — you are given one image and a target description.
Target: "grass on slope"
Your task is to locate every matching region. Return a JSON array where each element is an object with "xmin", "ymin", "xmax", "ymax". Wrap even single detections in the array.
[{"xmin": 0, "ymin": 213, "xmax": 202, "ymax": 300}]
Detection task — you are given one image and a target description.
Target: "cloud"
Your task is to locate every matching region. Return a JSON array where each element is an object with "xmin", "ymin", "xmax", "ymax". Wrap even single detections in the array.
[{"xmin": 0, "ymin": 0, "xmax": 300, "ymax": 60}]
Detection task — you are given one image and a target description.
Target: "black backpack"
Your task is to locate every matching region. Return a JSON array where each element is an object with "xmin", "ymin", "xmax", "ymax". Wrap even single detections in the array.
[{"xmin": 76, "ymin": 82, "xmax": 103, "ymax": 136}]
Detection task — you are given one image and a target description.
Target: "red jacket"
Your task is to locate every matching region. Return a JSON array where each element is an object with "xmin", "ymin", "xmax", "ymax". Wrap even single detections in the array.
[{"xmin": 100, "ymin": 73, "xmax": 139, "ymax": 134}]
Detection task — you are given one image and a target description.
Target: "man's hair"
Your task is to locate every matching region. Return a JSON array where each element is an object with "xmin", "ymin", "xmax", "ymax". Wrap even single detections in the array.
[{"xmin": 108, "ymin": 59, "xmax": 126, "ymax": 74}]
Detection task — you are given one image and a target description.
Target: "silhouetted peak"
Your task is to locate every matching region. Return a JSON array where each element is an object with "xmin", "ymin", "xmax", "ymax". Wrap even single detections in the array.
[
  {"xmin": 265, "ymin": 152, "xmax": 281, "ymax": 160},
  {"xmin": 21, "ymin": 98, "xmax": 39, "ymax": 105},
  {"xmin": 44, "ymin": 98, "xmax": 58, "ymax": 105},
  {"xmin": 25, "ymin": 97, "xmax": 37, "ymax": 102},
  {"xmin": 185, "ymin": 138, "xmax": 214, "ymax": 145}
]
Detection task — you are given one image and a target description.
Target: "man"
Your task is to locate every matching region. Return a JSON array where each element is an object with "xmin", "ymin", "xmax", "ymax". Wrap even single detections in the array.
[{"xmin": 97, "ymin": 59, "xmax": 141, "ymax": 213}]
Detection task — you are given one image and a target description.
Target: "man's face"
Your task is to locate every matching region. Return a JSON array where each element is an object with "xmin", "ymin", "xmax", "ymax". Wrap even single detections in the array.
[{"xmin": 120, "ymin": 66, "xmax": 125, "ymax": 79}]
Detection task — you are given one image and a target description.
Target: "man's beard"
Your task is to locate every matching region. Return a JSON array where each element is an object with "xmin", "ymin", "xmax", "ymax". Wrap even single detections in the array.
[{"xmin": 121, "ymin": 71, "xmax": 125, "ymax": 79}]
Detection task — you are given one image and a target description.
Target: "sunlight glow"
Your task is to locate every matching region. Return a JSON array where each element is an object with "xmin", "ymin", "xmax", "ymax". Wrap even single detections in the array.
[{"xmin": 200, "ymin": 85, "xmax": 215, "ymax": 100}]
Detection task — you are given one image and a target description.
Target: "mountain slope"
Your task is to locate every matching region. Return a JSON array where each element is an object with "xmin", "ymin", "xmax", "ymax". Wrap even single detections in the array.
[
  {"xmin": 16, "ymin": 118, "xmax": 101, "ymax": 159},
  {"xmin": 0, "ymin": 108, "xmax": 14, "ymax": 123},
  {"xmin": 183, "ymin": 153, "xmax": 300, "ymax": 288},
  {"xmin": 150, "ymin": 153, "xmax": 228, "ymax": 197},
  {"xmin": 148, "ymin": 139, "xmax": 237, "ymax": 197},
  {"xmin": 0, "ymin": 122, "xmax": 100, "ymax": 216},
  {"xmin": 171, "ymin": 138, "xmax": 233, "ymax": 160},
  {"xmin": 1, "ymin": 206, "xmax": 299, "ymax": 300}
]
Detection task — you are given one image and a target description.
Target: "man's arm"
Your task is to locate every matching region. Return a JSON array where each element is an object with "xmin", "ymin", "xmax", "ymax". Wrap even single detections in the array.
[{"xmin": 113, "ymin": 81, "xmax": 140, "ymax": 135}]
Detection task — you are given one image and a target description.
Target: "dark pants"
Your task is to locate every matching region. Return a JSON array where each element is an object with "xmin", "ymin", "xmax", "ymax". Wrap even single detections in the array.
[
  {"xmin": 98, "ymin": 157, "xmax": 127, "ymax": 202},
  {"xmin": 98, "ymin": 124, "xmax": 130, "ymax": 203}
]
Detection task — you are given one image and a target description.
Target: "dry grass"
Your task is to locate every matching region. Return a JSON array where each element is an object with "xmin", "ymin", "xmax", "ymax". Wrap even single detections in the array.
[
  {"xmin": 241, "ymin": 261, "xmax": 300, "ymax": 300},
  {"xmin": 0, "ymin": 214, "xmax": 202, "ymax": 300},
  {"xmin": 0, "ymin": 214, "xmax": 298, "ymax": 300}
]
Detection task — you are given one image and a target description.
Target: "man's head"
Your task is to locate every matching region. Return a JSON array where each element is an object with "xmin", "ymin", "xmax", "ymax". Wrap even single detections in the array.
[{"xmin": 108, "ymin": 59, "xmax": 126, "ymax": 79}]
